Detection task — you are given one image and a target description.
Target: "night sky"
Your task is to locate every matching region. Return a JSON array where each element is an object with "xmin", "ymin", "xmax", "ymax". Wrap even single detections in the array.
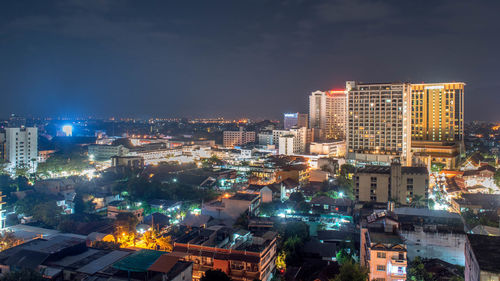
[{"xmin": 0, "ymin": 0, "xmax": 499, "ymax": 120}]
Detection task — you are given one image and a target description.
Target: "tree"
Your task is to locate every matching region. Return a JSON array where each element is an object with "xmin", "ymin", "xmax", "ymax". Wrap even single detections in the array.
[
  {"xmin": 407, "ymin": 256, "xmax": 434, "ymax": 281},
  {"xmin": 283, "ymin": 221, "xmax": 309, "ymax": 241},
  {"xmin": 330, "ymin": 261, "xmax": 368, "ymax": 281},
  {"xmin": 155, "ymin": 235, "xmax": 173, "ymax": 252},
  {"xmin": 289, "ymin": 192, "xmax": 305, "ymax": 203},
  {"xmin": 276, "ymin": 250, "xmax": 286, "ymax": 272},
  {"xmin": 33, "ymin": 201, "xmax": 62, "ymax": 228},
  {"xmin": 296, "ymin": 201, "xmax": 310, "ymax": 213},
  {"xmin": 234, "ymin": 212, "xmax": 249, "ymax": 229},
  {"xmin": 201, "ymin": 269, "xmax": 232, "ymax": 281},
  {"xmin": 339, "ymin": 164, "xmax": 355, "ymax": 177},
  {"xmin": 0, "ymin": 268, "xmax": 45, "ymax": 281},
  {"xmin": 0, "ymin": 231, "xmax": 21, "ymax": 251},
  {"xmin": 283, "ymin": 235, "xmax": 304, "ymax": 265},
  {"xmin": 409, "ymin": 195, "xmax": 426, "ymax": 208}
]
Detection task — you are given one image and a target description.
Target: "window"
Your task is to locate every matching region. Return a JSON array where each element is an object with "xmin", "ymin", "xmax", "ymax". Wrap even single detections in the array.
[
  {"xmin": 377, "ymin": 265, "xmax": 386, "ymax": 271},
  {"xmin": 377, "ymin": 252, "xmax": 386, "ymax": 258}
]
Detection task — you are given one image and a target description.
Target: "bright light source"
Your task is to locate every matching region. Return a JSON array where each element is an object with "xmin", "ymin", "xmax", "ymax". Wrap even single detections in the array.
[
  {"xmin": 338, "ymin": 192, "xmax": 344, "ymax": 198},
  {"xmin": 62, "ymin": 125, "xmax": 73, "ymax": 136}
]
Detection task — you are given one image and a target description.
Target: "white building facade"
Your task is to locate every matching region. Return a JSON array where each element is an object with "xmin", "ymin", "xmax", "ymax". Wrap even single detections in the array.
[{"xmin": 5, "ymin": 127, "xmax": 38, "ymax": 173}]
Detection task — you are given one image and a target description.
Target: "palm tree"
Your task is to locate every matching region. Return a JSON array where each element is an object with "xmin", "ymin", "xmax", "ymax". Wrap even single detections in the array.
[{"xmin": 409, "ymin": 195, "xmax": 426, "ymax": 208}]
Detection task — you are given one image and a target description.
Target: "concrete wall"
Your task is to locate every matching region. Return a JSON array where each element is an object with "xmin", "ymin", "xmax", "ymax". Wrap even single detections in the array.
[{"xmin": 400, "ymin": 230, "xmax": 465, "ymax": 266}]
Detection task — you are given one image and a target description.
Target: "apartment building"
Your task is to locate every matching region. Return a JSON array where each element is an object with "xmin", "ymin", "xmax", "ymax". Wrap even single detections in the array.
[
  {"xmin": 354, "ymin": 159, "xmax": 428, "ymax": 205},
  {"xmin": 223, "ymin": 127, "xmax": 256, "ymax": 147},
  {"xmin": 4, "ymin": 127, "xmax": 38, "ymax": 173},
  {"xmin": 346, "ymin": 81, "xmax": 412, "ymax": 165},
  {"xmin": 309, "ymin": 90, "xmax": 346, "ymax": 141},
  {"xmin": 360, "ymin": 211, "xmax": 407, "ymax": 281},
  {"xmin": 173, "ymin": 226, "xmax": 277, "ymax": 281}
]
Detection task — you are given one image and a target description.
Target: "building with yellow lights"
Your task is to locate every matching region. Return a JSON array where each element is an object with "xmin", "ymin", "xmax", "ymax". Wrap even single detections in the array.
[{"xmin": 411, "ymin": 82, "xmax": 465, "ymax": 169}]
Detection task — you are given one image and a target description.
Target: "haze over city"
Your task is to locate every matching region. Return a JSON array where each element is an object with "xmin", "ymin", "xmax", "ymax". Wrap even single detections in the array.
[{"xmin": 0, "ymin": 0, "xmax": 499, "ymax": 120}]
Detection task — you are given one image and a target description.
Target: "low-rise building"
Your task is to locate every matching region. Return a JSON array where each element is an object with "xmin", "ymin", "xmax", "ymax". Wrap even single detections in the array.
[
  {"xmin": 223, "ymin": 128, "xmax": 255, "ymax": 147},
  {"xmin": 310, "ymin": 140, "xmax": 346, "ymax": 157},
  {"xmin": 88, "ymin": 144, "xmax": 129, "ymax": 161},
  {"xmin": 465, "ymin": 234, "xmax": 500, "ymax": 281},
  {"xmin": 411, "ymin": 141, "xmax": 461, "ymax": 170},
  {"xmin": 202, "ymin": 193, "xmax": 261, "ymax": 221},
  {"xmin": 360, "ymin": 211, "xmax": 407, "ymax": 281},
  {"xmin": 107, "ymin": 201, "xmax": 144, "ymax": 222},
  {"xmin": 111, "ymin": 155, "xmax": 144, "ymax": 169},
  {"xmin": 354, "ymin": 159, "xmax": 429, "ymax": 205},
  {"xmin": 395, "ymin": 207, "xmax": 466, "ymax": 265},
  {"xmin": 173, "ymin": 226, "xmax": 277, "ymax": 281},
  {"xmin": 451, "ymin": 193, "xmax": 500, "ymax": 215}
]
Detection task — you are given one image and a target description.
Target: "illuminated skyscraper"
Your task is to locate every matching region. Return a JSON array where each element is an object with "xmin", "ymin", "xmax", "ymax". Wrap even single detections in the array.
[
  {"xmin": 325, "ymin": 90, "xmax": 346, "ymax": 140},
  {"xmin": 410, "ymin": 82, "xmax": 465, "ymax": 169},
  {"xmin": 346, "ymin": 81, "xmax": 412, "ymax": 165},
  {"xmin": 411, "ymin": 83, "xmax": 464, "ymax": 142},
  {"xmin": 309, "ymin": 89, "xmax": 346, "ymax": 140},
  {"xmin": 309, "ymin": 90, "xmax": 327, "ymax": 132}
]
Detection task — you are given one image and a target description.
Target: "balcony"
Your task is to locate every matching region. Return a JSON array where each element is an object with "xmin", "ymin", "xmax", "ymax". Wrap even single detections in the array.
[{"xmin": 391, "ymin": 256, "xmax": 406, "ymax": 265}]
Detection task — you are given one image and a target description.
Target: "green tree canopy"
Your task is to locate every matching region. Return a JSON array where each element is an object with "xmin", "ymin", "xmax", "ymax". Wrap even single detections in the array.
[{"xmin": 330, "ymin": 261, "xmax": 368, "ymax": 281}]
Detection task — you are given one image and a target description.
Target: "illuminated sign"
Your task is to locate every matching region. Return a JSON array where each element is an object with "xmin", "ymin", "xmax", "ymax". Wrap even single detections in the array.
[{"xmin": 425, "ymin": 85, "xmax": 444, "ymax": 90}]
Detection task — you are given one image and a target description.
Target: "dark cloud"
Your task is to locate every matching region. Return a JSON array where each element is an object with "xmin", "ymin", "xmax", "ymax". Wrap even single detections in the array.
[{"xmin": 0, "ymin": 0, "xmax": 498, "ymax": 120}]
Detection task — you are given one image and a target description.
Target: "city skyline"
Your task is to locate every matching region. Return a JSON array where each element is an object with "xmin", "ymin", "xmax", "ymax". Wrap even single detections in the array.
[{"xmin": 0, "ymin": 1, "xmax": 499, "ymax": 120}]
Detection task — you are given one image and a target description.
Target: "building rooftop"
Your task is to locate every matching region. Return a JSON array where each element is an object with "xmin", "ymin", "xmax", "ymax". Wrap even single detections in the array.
[
  {"xmin": 357, "ymin": 165, "xmax": 427, "ymax": 175},
  {"xmin": 454, "ymin": 193, "xmax": 500, "ymax": 208},
  {"xmin": 369, "ymin": 231, "xmax": 404, "ymax": 245},
  {"xmin": 230, "ymin": 193, "xmax": 259, "ymax": 201},
  {"xmin": 112, "ymin": 250, "xmax": 164, "ymax": 273},
  {"xmin": 468, "ymin": 234, "xmax": 500, "ymax": 274}
]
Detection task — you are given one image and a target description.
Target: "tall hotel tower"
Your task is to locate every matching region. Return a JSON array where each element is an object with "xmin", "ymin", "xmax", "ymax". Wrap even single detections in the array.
[
  {"xmin": 346, "ymin": 81, "xmax": 412, "ymax": 165},
  {"xmin": 410, "ymin": 82, "xmax": 465, "ymax": 169},
  {"xmin": 309, "ymin": 90, "xmax": 346, "ymax": 140}
]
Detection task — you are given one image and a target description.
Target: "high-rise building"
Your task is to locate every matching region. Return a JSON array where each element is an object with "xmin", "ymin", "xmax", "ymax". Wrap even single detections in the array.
[
  {"xmin": 284, "ymin": 113, "xmax": 298, "ymax": 130},
  {"xmin": 223, "ymin": 127, "xmax": 255, "ymax": 147},
  {"xmin": 284, "ymin": 112, "xmax": 308, "ymax": 130},
  {"xmin": 0, "ymin": 192, "xmax": 5, "ymax": 230},
  {"xmin": 309, "ymin": 91, "xmax": 327, "ymax": 136},
  {"xmin": 411, "ymin": 83, "xmax": 465, "ymax": 143},
  {"xmin": 346, "ymin": 81, "xmax": 412, "ymax": 165},
  {"xmin": 325, "ymin": 90, "xmax": 346, "ymax": 140},
  {"xmin": 410, "ymin": 82, "xmax": 465, "ymax": 169},
  {"xmin": 309, "ymin": 90, "xmax": 346, "ymax": 140},
  {"xmin": 0, "ymin": 132, "xmax": 5, "ymax": 161},
  {"xmin": 5, "ymin": 127, "xmax": 38, "ymax": 173}
]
